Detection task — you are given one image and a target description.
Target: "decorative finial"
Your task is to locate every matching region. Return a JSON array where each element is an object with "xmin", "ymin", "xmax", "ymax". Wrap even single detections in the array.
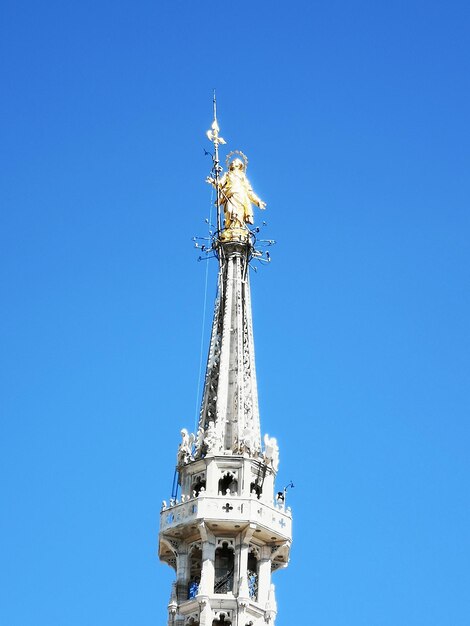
[
  {"xmin": 205, "ymin": 91, "xmax": 225, "ymax": 236},
  {"xmin": 206, "ymin": 90, "xmax": 226, "ymax": 147}
]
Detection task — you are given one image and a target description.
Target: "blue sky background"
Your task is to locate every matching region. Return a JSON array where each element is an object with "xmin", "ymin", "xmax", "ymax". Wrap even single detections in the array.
[{"xmin": 1, "ymin": 1, "xmax": 469, "ymax": 624}]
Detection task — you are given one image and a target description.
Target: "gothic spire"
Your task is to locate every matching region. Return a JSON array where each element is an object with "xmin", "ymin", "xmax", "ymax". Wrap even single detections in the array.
[
  {"xmin": 195, "ymin": 107, "xmax": 268, "ymax": 461},
  {"xmin": 159, "ymin": 108, "xmax": 291, "ymax": 626}
]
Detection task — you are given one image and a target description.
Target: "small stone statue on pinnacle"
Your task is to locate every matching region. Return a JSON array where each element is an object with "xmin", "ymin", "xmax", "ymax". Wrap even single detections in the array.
[
  {"xmin": 263, "ymin": 433, "xmax": 279, "ymax": 472},
  {"xmin": 177, "ymin": 428, "xmax": 194, "ymax": 466}
]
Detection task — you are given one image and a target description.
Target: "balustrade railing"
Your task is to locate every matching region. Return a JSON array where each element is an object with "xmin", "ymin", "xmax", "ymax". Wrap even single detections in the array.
[
  {"xmin": 214, "ymin": 567, "xmax": 234, "ymax": 594},
  {"xmin": 160, "ymin": 494, "xmax": 292, "ymax": 537}
]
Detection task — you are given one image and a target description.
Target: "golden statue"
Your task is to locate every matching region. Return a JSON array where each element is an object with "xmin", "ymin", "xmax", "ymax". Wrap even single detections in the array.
[{"xmin": 207, "ymin": 154, "xmax": 266, "ymax": 240}]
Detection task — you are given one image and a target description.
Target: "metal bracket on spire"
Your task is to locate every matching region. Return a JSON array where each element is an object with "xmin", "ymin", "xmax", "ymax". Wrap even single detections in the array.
[
  {"xmin": 193, "ymin": 223, "xmax": 275, "ymax": 265},
  {"xmin": 249, "ymin": 222, "xmax": 276, "ymax": 264},
  {"xmin": 276, "ymin": 481, "xmax": 294, "ymax": 506}
]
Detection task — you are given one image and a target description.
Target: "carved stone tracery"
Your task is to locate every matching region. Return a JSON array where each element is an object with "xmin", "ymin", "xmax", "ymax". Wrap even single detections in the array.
[{"xmin": 191, "ymin": 245, "xmax": 262, "ymax": 463}]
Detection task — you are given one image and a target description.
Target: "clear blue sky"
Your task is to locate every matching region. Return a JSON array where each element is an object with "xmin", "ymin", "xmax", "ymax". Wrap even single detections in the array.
[{"xmin": 1, "ymin": 1, "xmax": 469, "ymax": 624}]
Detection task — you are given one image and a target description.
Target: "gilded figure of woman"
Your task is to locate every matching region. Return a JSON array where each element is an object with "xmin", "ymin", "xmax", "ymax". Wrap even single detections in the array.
[{"xmin": 207, "ymin": 157, "xmax": 266, "ymax": 237}]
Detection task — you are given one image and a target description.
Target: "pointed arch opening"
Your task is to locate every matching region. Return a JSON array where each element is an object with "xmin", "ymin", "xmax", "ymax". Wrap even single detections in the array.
[
  {"xmin": 250, "ymin": 481, "xmax": 262, "ymax": 499},
  {"xmin": 247, "ymin": 546, "xmax": 259, "ymax": 600},
  {"xmin": 214, "ymin": 541, "xmax": 235, "ymax": 593},
  {"xmin": 218, "ymin": 471, "xmax": 238, "ymax": 496},
  {"xmin": 212, "ymin": 614, "xmax": 231, "ymax": 626},
  {"xmin": 188, "ymin": 544, "xmax": 202, "ymax": 599},
  {"xmin": 191, "ymin": 475, "xmax": 206, "ymax": 498}
]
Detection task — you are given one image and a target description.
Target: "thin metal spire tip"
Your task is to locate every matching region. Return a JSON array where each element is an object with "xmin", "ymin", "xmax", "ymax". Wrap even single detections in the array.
[{"xmin": 206, "ymin": 92, "xmax": 225, "ymax": 238}]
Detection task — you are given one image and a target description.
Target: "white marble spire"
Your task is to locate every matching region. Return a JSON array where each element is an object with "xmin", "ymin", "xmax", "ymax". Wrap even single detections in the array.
[
  {"xmin": 159, "ymin": 114, "xmax": 291, "ymax": 626},
  {"xmin": 197, "ymin": 241, "xmax": 261, "ymax": 459}
]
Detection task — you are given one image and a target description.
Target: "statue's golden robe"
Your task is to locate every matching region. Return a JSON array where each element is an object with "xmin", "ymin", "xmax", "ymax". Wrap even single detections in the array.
[{"xmin": 219, "ymin": 169, "xmax": 263, "ymax": 229}]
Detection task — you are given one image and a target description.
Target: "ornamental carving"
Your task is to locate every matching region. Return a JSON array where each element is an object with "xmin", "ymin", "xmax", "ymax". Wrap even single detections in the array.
[{"xmin": 213, "ymin": 610, "xmax": 233, "ymax": 622}]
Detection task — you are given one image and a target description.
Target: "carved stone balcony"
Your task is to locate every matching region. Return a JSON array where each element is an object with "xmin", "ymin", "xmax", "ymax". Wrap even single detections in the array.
[{"xmin": 160, "ymin": 494, "xmax": 292, "ymax": 542}]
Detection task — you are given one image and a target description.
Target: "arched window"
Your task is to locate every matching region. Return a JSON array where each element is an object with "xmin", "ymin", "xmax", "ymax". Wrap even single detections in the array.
[
  {"xmin": 191, "ymin": 476, "xmax": 206, "ymax": 497},
  {"xmin": 250, "ymin": 481, "xmax": 262, "ymax": 499},
  {"xmin": 218, "ymin": 472, "xmax": 238, "ymax": 496},
  {"xmin": 212, "ymin": 615, "xmax": 231, "ymax": 626},
  {"xmin": 187, "ymin": 545, "xmax": 202, "ymax": 599},
  {"xmin": 214, "ymin": 542, "xmax": 234, "ymax": 593},
  {"xmin": 247, "ymin": 547, "xmax": 259, "ymax": 600}
]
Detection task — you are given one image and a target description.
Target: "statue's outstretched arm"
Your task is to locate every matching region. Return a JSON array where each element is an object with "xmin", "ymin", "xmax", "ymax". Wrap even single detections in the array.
[
  {"xmin": 248, "ymin": 187, "xmax": 267, "ymax": 210},
  {"xmin": 206, "ymin": 172, "xmax": 227, "ymax": 188}
]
